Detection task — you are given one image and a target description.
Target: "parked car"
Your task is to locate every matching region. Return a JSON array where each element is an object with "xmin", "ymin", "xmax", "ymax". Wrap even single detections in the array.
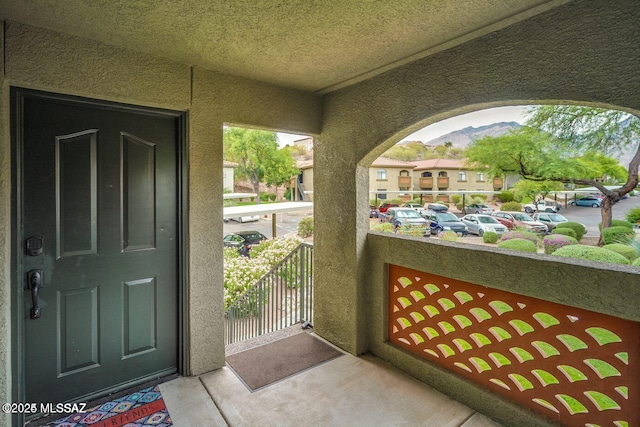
[
  {"xmin": 523, "ymin": 200, "xmax": 559, "ymax": 213},
  {"xmin": 378, "ymin": 202, "xmax": 399, "ymax": 213},
  {"xmin": 425, "ymin": 203, "xmax": 449, "ymax": 213},
  {"xmin": 370, "ymin": 205, "xmax": 379, "ymax": 218},
  {"xmin": 532, "ymin": 212, "xmax": 571, "ymax": 232},
  {"xmin": 569, "ymin": 196, "xmax": 602, "ymax": 207},
  {"xmin": 230, "ymin": 215, "xmax": 260, "ymax": 223},
  {"xmin": 461, "ymin": 214, "xmax": 508, "ymax": 236},
  {"xmin": 462, "ymin": 203, "xmax": 494, "ymax": 215},
  {"xmin": 223, "ymin": 231, "xmax": 267, "ymax": 255},
  {"xmin": 401, "ymin": 202, "xmax": 427, "ymax": 216},
  {"xmin": 380, "ymin": 207, "xmax": 429, "ymax": 234},
  {"xmin": 423, "ymin": 210, "xmax": 468, "ymax": 236},
  {"xmin": 492, "ymin": 211, "xmax": 548, "ymax": 233}
]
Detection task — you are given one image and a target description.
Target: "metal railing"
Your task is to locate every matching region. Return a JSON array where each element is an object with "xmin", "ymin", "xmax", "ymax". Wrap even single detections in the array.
[{"xmin": 224, "ymin": 243, "xmax": 313, "ymax": 345}]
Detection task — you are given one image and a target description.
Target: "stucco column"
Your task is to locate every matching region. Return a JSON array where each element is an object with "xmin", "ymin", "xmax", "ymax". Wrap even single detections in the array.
[
  {"xmin": 313, "ymin": 134, "xmax": 370, "ymax": 355},
  {"xmin": 187, "ymin": 117, "xmax": 226, "ymax": 375}
]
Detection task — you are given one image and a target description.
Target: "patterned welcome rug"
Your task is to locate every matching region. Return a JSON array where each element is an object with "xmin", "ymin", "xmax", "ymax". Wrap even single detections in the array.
[{"xmin": 42, "ymin": 385, "xmax": 172, "ymax": 427}]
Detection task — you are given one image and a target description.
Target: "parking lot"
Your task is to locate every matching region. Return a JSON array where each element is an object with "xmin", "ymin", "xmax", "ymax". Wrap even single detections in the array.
[
  {"xmin": 224, "ymin": 209, "xmax": 313, "ymax": 239},
  {"xmin": 556, "ymin": 195, "xmax": 639, "ymax": 235},
  {"xmin": 223, "ymin": 196, "xmax": 640, "ymax": 244}
]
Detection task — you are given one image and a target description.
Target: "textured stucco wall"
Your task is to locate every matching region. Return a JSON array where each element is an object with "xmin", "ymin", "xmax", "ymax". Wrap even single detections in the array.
[
  {"xmin": 314, "ymin": 0, "xmax": 640, "ymax": 354},
  {"xmin": 0, "ymin": 21, "xmax": 321, "ymax": 424},
  {"xmin": 313, "ymin": 0, "xmax": 640, "ymax": 424},
  {"xmin": 187, "ymin": 67, "xmax": 320, "ymax": 375},
  {"xmin": 365, "ymin": 233, "xmax": 640, "ymax": 426}
]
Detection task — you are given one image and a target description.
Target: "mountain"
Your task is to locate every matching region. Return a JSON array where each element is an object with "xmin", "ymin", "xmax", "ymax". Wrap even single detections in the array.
[{"xmin": 422, "ymin": 121, "xmax": 520, "ymax": 148}]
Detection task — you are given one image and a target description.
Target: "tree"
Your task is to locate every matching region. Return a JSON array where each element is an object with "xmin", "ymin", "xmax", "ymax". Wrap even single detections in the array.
[
  {"xmin": 465, "ymin": 124, "xmax": 629, "ymax": 245},
  {"xmin": 224, "ymin": 127, "xmax": 299, "ymax": 203},
  {"xmin": 526, "ymin": 106, "xmax": 640, "ymax": 243},
  {"xmin": 512, "ymin": 179, "xmax": 564, "ymax": 203}
]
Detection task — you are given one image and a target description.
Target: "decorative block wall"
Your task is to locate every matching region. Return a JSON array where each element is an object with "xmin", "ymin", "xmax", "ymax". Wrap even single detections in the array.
[{"xmin": 388, "ymin": 265, "xmax": 639, "ymax": 427}]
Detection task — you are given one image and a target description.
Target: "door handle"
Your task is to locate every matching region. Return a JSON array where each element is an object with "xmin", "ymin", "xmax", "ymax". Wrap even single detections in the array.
[{"xmin": 27, "ymin": 270, "xmax": 44, "ymax": 319}]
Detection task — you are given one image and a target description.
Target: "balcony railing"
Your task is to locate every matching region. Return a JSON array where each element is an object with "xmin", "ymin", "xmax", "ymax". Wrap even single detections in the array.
[
  {"xmin": 437, "ymin": 177, "xmax": 449, "ymax": 188},
  {"xmin": 225, "ymin": 243, "xmax": 313, "ymax": 345},
  {"xmin": 388, "ymin": 265, "xmax": 639, "ymax": 427},
  {"xmin": 398, "ymin": 176, "xmax": 412, "ymax": 188},
  {"xmin": 419, "ymin": 177, "xmax": 433, "ymax": 189}
]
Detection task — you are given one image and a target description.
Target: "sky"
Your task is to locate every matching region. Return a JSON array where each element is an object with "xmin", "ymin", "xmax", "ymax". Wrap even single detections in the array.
[
  {"xmin": 277, "ymin": 105, "xmax": 529, "ymax": 146},
  {"xmin": 400, "ymin": 106, "xmax": 528, "ymax": 143}
]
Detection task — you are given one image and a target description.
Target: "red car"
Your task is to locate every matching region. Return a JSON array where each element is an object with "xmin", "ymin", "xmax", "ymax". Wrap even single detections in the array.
[
  {"xmin": 491, "ymin": 211, "xmax": 548, "ymax": 233},
  {"xmin": 378, "ymin": 203, "xmax": 399, "ymax": 213}
]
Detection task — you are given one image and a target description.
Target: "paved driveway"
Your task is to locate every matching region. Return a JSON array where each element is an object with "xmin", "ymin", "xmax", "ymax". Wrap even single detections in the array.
[{"xmin": 560, "ymin": 195, "xmax": 640, "ymax": 236}]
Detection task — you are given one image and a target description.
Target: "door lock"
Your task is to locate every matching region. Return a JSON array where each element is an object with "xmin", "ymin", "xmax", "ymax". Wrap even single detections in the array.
[
  {"xmin": 26, "ymin": 236, "xmax": 44, "ymax": 257},
  {"xmin": 27, "ymin": 269, "xmax": 44, "ymax": 319}
]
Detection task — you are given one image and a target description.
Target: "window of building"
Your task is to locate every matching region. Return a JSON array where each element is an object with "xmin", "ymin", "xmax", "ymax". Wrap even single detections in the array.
[
  {"xmin": 377, "ymin": 169, "xmax": 387, "ymax": 180},
  {"xmin": 422, "ymin": 172, "xmax": 433, "ymax": 177},
  {"xmin": 377, "ymin": 189, "xmax": 387, "ymax": 199},
  {"xmin": 477, "ymin": 172, "xmax": 485, "ymax": 182},
  {"xmin": 458, "ymin": 171, "xmax": 466, "ymax": 181}
]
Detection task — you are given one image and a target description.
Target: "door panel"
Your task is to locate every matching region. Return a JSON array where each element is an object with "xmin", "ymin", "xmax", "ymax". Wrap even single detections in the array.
[
  {"xmin": 56, "ymin": 130, "xmax": 98, "ymax": 258},
  {"xmin": 16, "ymin": 90, "xmax": 181, "ymax": 405}
]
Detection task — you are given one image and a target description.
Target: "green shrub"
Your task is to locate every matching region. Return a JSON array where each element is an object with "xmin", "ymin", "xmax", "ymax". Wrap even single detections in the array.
[
  {"xmin": 471, "ymin": 197, "xmax": 486, "ymax": 204},
  {"xmin": 500, "ymin": 230, "xmax": 540, "ymax": 245},
  {"xmin": 543, "ymin": 234, "xmax": 577, "ymax": 254},
  {"xmin": 551, "ymin": 227, "xmax": 576, "ymax": 239},
  {"xmin": 259, "ymin": 192, "xmax": 276, "ymax": 202},
  {"xmin": 602, "ymin": 243, "xmax": 638, "ymax": 261},
  {"xmin": 633, "ymin": 257, "xmax": 640, "ymax": 267},
  {"xmin": 223, "ymin": 246, "xmax": 241, "ymax": 259},
  {"xmin": 470, "ymin": 194, "xmax": 487, "ymax": 201},
  {"xmin": 370, "ymin": 222, "xmax": 394, "ymax": 233},
  {"xmin": 483, "ymin": 232, "xmax": 498, "ymax": 244},
  {"xmin": 390, "ymin": 198, "xmax": 403, "ymax": 205},
  {"xmin": 555, "ymin": 222, "xmax": 586, "ymax": 241},
  {"xmin": 297, "ymin": 216, "xmax": 314, "ymax": 237},
  {"xmin": 598, "ymin": 219, "xmax": 634, "ymax": 230},
  {"xmin": 602, "ymin": 226, "xmax": 635, "ymax": 244},
  {"xmin": 397, "ymin": 225, "xmax": 428, "ymax": 237},
  {"xmin": 451, "ymin": 195, "xmax": 462, "ymax": 204},
  {"xmin": 496, "ymin": 191, "xmax": 514, "ymax": 203},
  {"xmin": 498, "ymin": 239, "xmax": 538, "ymax": 253},
  {"xmin": 625, "ymin": 206, "xmax": 640, "ymax": 225},
  {"xmin": 612, "ymin": 219, "xmax": 634, "ymax": 229},
  {"xmin": 500, "ymin": 202, "xmax": 522, "ymax": 212},
  {"xmin": 552, "ymin": 245, "xmax": 630, "ymax": 265},
  {"xmin": 224, "ymin": 235, "xmax": 303, "ymax": 310},
  {"xmin": 456, "ymin": 203, "xmax": 463, "ymax": 211},
  {"xmin": 438, "ymin": 230, "xmax": 458, "ymax": 241},
  {"xmin": 370, "ymin": 199, "xmax": 380, "ymax": 207}
]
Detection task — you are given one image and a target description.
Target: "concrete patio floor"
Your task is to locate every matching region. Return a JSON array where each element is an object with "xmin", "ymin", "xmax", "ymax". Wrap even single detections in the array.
[{"xmin": 159, "ymin": 331, "xmax": 502, "ymax": 427}]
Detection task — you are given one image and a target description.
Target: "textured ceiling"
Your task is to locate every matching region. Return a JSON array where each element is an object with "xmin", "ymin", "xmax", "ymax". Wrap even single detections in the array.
[{"xmin": 1, "ymin": 0, "xmax": 569, "ymax": 93}]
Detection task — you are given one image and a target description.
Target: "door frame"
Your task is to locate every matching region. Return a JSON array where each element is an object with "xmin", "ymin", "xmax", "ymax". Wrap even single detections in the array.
[{"xmin": 10, "ymin": 87, "xmax": 189, "ymax": 424}]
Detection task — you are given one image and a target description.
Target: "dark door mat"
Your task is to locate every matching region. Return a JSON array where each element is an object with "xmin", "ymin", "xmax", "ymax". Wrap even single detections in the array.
[{"xmin": 226, "ymin": 332, "xmax": 343, "ymax": 392}]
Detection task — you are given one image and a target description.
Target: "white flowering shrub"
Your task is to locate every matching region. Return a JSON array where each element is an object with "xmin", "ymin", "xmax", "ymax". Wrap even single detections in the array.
[{"xmin": 224, "ymin": 235, "xmax": 303, "ymax": 309}]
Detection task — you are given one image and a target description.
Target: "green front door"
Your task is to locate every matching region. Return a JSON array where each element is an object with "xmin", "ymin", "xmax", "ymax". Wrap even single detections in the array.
[{"xmin": 14, "ymin": 89, "xmax": 181, "ymax": 405}]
